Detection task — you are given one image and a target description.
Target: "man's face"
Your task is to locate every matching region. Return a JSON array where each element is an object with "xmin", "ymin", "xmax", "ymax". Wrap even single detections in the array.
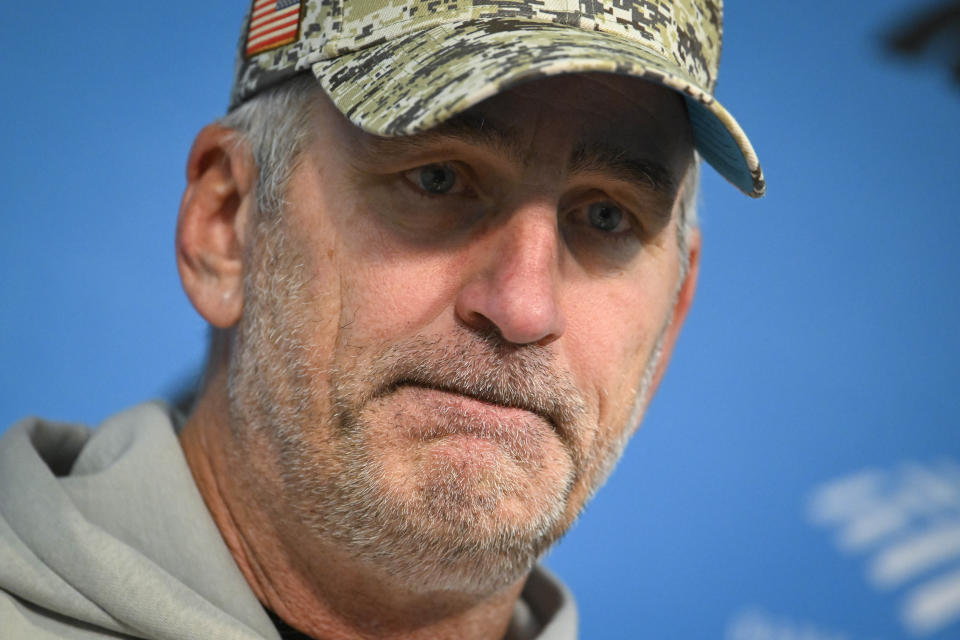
[{"xmin": 227, "ymin": 74, "xmax": 695, "ymax": 593}]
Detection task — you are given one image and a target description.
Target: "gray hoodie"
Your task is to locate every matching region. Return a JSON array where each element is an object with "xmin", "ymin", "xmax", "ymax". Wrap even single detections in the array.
[{"xmin": 0, "ymin": 403, "xmax": 576, "ymax": 639}]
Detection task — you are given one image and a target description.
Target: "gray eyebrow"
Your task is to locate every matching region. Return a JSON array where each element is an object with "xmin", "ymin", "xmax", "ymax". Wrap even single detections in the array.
[
  {"xmin": 360, "ymin": 110, "xmax": 528, "ymax": 163},
  {"xmin": 363, "ymin": 110, "xmax": 678, "ymax": 199},
  {"xmin": 432, "ymin": 111, "xmax": 529, "ymax": 163},
  {"xmin": 568, "ymin": 143, "xmax": 677, "ymax": 196}
]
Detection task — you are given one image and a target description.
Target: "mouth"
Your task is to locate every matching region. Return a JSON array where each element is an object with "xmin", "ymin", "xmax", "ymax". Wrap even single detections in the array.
[
  {"xmin": 377, "ymin": 380, "xmax": 567, "ymax": 468},
  {"xmin": 382, "ymin": 380, "xmax": 561, "ymax": 436}
]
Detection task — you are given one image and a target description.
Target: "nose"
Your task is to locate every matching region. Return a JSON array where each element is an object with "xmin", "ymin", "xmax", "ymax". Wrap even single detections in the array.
[{"xmin": 454, "ymin": 203, "xmax": 566, "ymax": 346}]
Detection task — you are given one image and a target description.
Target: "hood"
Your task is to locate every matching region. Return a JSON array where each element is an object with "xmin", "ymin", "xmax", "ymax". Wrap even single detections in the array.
[{"xmin": 0, "ymin": 402, "xmax": 278, "ymax": 640}]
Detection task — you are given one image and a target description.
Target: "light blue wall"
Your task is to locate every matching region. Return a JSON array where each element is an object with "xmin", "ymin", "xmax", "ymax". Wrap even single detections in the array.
[{"xmin": 2, "ymin": 2, "xmax": 958, "ymax": 637}]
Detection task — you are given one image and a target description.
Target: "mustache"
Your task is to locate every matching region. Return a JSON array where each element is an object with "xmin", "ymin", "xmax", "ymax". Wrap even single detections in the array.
[{"xmin": 353, "ymin": 330, "xmax": 588, "ymax": 448}]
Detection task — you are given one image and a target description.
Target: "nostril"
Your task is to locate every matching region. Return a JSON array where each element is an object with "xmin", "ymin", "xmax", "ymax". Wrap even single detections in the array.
[
  {"xmin": 454, "ymin": 268, "xmax": 566, "ymax": 345},
  {"xmin": 459, "ymin": 308, "xmax": 498, "ymax": 335},
  {"xmin": 504, "ymin": 298, "xmax": 565, "ymax": 346},
  {"xmin": 455, "ymin": 213, "xmax": 566, "ymax": 346}
]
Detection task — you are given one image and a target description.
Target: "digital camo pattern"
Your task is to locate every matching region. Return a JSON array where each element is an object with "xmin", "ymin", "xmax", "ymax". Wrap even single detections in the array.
[
  {"xmin": 228, "ymin": 0, "xmax": 765, "ymax": 197},
  {"xmin": 319, "ymin": 20, "xmax": 685, "ymax": 131},
  {"xmin": 231, "ymin": 0, "xmax": 721, "ymax": 106}
]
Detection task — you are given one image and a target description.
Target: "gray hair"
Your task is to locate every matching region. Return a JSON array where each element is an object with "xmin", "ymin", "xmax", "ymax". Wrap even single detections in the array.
[
  {"xmin": 218, "ymin": 74, "xmax": 321, "ymax": 219},
  {"xmin": 676, "ymin": 155, "xmax": 700, "ymax": 278}
]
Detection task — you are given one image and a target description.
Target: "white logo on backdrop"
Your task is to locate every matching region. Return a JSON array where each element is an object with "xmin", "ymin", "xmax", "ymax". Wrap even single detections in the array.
[
  {"xmin": 726, "ymin": 608, "xmax": 860, "ymax": 640},
  {"xmin": 808, "ymin": 460, "xmax": 960, "ymax": 636}
]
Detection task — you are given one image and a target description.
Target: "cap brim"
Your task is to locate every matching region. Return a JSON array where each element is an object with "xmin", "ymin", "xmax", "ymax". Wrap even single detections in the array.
[{"xmin": 313, "ymin": 19, "xmax": 765, "ymax": 198}]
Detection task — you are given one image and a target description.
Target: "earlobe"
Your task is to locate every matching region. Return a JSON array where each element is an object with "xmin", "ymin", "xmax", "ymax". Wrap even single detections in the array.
[{"xmin": 176, "ymin": 124, "xmax": 257, "ymax": 328}]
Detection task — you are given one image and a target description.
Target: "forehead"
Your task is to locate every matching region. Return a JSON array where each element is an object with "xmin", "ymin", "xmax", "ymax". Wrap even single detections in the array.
[
  {"xmin": 467, "ymin": 73, "xmax": 692, "ymax": 164},
  {"xmin": 340, "ymin": 73, "xmax": 694, "ymax": 185},
  {"xmin": 483, "ymin": 74, "xmax": 690, "ymax": 127}
]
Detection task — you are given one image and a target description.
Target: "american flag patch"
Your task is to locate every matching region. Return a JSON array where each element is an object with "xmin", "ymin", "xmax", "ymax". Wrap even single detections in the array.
[{"xmin": 245, "ymin": 0, "xmax": 303, "ymax": 57}]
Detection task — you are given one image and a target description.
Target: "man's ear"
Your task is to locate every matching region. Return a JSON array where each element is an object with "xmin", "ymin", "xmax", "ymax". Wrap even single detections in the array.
[
  {"xmin": 176, "ymin": 124, "xmax": 257, "ymax": 328},
  {"xmin": 647, "ymin": 228, "xmax": 701, "ymax": 396}
]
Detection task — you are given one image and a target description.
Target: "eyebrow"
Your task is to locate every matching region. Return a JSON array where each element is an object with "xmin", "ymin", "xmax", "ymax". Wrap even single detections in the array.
[
  {"xmin": 363, "ymin": 110, "xmax": 678, "ymax": 197},
  {"xmin": 568, "ymin": 143, "xmax": 677, "ymax": 197},
  {"xmin": 360, "ymin": 111, "xmax": 528, "ymax": 163}
]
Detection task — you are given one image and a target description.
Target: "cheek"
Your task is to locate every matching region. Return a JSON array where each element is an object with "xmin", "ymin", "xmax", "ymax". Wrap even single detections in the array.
[
  {"xmin": 562, "ymin": 268, "xmax": 675, "ymax": 437},
  {"xmin": 288, "ymin": 158, "xmax": 471, "ymax": 353},
  {"xmin": 345, "ymin": 256, "xmax": 463, "ymax": 342},
  {"xmin": 332, "ymin": 202, "xmax": 470, "ymax": 344}
]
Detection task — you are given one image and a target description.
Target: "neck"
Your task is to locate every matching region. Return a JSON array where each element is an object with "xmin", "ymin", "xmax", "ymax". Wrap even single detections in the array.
[{"xmin": 179, "ymin": 373, "xmax": 527, "ymax": 640}]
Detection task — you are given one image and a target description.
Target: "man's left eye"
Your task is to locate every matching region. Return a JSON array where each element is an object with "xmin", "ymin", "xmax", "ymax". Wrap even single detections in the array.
[
  {"xmin": 405, "ymin": 163, "xmax": 460, "ymax": 195},
  {"xmin": 587, "ymin": 201, "xmax": 629, "ymax": 233}
]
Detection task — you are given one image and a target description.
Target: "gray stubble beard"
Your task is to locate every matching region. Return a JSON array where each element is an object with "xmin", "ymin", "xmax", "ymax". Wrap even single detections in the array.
[{"xmin": 226, "ymin": 216, "xmax": 668, "ymax": 595}]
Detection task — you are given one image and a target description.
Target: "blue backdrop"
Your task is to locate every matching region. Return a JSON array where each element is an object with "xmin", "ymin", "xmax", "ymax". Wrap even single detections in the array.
[{"xmin": 2, "ymin": 2, "xmax": 959, "ymax": 637}]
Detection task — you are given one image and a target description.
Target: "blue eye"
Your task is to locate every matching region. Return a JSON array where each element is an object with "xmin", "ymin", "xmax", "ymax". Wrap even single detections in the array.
[
  {"xmin": 587, "ymin": 202, "xmax": 624, "ymax": 232},
  {"xmin": 417, "ymin": 164, "xmax": 457, "ymax": 194}
]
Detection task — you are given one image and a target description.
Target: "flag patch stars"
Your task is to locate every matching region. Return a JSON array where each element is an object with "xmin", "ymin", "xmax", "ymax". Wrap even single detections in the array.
[{"xmin": 245, "ymin": 0, "xmax": 303, "ymax": 57}]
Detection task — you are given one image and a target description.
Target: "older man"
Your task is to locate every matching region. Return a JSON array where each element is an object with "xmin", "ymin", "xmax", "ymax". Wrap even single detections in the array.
[{"xmin": 0, "ymin": 1, "xmax": 763, "ymax": 638}]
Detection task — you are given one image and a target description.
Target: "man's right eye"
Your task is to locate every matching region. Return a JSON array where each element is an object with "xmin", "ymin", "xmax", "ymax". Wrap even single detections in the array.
[{"xmin": 405, "ymin": 163, "xmax": 460, "ymax": 195}]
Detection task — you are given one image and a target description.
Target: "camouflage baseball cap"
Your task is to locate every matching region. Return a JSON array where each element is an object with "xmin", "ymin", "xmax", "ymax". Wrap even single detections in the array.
[{"xmin": 231, "ymin": 0, "xmax": 765, "ymax": 197}]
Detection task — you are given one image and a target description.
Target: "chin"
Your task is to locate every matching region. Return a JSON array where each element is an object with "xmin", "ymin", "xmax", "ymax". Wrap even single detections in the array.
[{"xmin": 288, "ymin": 407, "xmax": 577, "ymax": 594}]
